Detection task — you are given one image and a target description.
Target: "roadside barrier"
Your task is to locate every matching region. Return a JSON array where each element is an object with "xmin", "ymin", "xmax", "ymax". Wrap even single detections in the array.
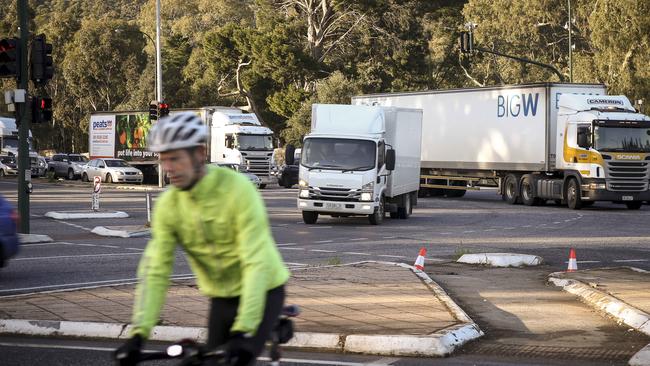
[
  {"xmin": 567, "ymin": 248, "xmax": 578, "ymax": 272},
  {"xmin": 413, "ymin": 247, "xmax": 426, "ymax": 271}
]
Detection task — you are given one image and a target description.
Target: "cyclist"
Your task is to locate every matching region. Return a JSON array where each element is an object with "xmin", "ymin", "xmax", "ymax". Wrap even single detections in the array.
[{"xmin": 115, "ymin": 112, "xmax": 290, "ymax": 366}]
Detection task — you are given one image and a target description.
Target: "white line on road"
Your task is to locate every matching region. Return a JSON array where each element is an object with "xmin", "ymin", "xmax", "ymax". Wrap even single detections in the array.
[
  {"xmin": 377, "ymin": 255, "xmax": 406, "ymax": 259},
  {"xmin": 126, "ymin": 247, "xmax": 144, "ymax": 251},
  {"xmin": 342, "ymin": 252, "xmax": 372, "ymax": 256},
  {"xmin": 613, "ymin": 259, "xmax": 648, "ymax": 263},
  {"xmin": 315, "ymin": 240, "xmax": 333, "ymax": 243},
  {"xmin": 462, "ymin": 230, "xmax": 475, "ymax": 233},
  {"xmin": 276, "ymin": 243, "xmax": 298, "ymax": 247},
  {"xmin": 20, "ymin": 242, "xmax": 76, "ymax": 248},
  {"xmin": 310, "ymin": 249, "xmax": 337, "ymax": 253},
  {"xmin": 14, "ymin": 253, "xmax": 141, "ymax": 261},
  {"xmin": 564, "ymin": 260, "xmax": 601, "ymax": 264},
  {"xmin": 382, "ymin": 236, "xmax": 397, "ymax": 239},
  {"xmin": 349, "ymin": 238, "xmax": 368, "ymax": 241},
  {"xmin": 279, "ymin": 247, "xmax": 306, "ymax": 251}
]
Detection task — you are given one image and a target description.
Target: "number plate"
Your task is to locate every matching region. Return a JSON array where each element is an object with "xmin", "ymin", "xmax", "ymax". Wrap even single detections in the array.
[
  {"xmin": 622, "ymin": 196, "xmax": 634, "ymax": 201},
  {"xmin": 324, "ymin": 202, "xmax": 341, "ymax": 209}
]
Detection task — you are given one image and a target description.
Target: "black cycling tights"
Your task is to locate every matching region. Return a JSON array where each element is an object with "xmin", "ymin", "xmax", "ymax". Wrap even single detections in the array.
[{"xmin": 206, "ymin": 285, "xmax": 286, "ymax": 366}]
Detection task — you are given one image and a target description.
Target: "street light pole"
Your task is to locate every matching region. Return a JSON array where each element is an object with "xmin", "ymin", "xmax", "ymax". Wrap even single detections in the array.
[
  {"xmin": 156, "ymin": 0, "xmax": 164, "ymax": 188},
  {"xmin": 16, "ymin": 0, "xmax": 30, "ymax": 233},
  {"xmin": 568, "ymin": 0, "xmax": 573, "ymax": 83}
]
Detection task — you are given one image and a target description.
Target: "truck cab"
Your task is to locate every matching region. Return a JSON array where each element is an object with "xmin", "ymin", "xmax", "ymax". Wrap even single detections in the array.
[
  {"xmin": 210, "ymin": 112, "xmax": 276, "ymax": 188},
  {"xmin": 558, "ymin": 95, "xmax": 650, "ymax": 208}
]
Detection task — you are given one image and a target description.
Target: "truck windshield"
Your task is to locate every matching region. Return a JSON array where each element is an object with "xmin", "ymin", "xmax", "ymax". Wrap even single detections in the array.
[
  {"xmin": 302, "ymin": 138, "xmax": 376, "ymax": 171},
  {"xmin": 236, "ymin": 134, "xmax": 273, "ymax": 150},
  {"xmin": 593, "ymin": 126, "xmax": 650, "ymax": 152}
]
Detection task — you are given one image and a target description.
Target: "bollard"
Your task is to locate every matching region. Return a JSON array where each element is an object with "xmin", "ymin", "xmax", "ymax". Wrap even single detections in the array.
[
  {"xmin": 92, "ymin": 176, "xmax": 101, "ymax": 211},
  {"xmin": 146, "ymin": 192, "xmax": 152, "ymax": 226}
]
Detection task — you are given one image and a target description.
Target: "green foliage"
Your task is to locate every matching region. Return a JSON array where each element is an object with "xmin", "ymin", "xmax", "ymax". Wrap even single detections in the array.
[{"xmin": 1, "ymin": 0, "xmax": 648, "ymax": 152}]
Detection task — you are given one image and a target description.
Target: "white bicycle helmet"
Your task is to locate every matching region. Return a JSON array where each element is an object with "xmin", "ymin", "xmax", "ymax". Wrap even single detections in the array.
[{"xmin": 147, "ymin": 112, "xmax": 207, "ymax": 152}]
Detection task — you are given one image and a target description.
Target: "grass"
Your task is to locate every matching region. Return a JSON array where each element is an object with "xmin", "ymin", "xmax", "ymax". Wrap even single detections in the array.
[
  {"xmin": 326, "ymin": 257, "xmax": 342, "ymax": 265},
  {"xmin": 453, "ymin": 247, "xmax": 473, "ymax": 261}
]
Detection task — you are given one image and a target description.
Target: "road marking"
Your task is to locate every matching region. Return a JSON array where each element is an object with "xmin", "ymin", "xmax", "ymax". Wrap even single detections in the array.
[
  {"xmin": 308, "ymin": 226, "xmax": 333, "ymax": 229},
  {"xmin": 285, "ymin": 262, "xmax": 308, "ymax": 267},
  {"xmin": 57, "ymin": 221, "xmax": 93, "ymax": 232},
  {"xmin": 503, "ymin": 227, "xmax": 515, "ymax": 230},
  {"xmin": 382, "ymin": 236, "xmax": 397, "ymax": 239},
  {"xmin": 377, "ymin": 255, "xmax": 406, "ymax": 259},
  {"xmin": 565, "ymin": 260, "xmax": 601, "ymax": 264},
  {"xmin": 315, "ymin": 240, "xmax": 333, "ymax": 243},
  {"xmin": 484, "ymin": 228, "xmax": 496, "ymax": 232},
  {"xmin": 553, "ymin": 222, "xmax": 562, "ymax": 224},
  {"xmin": 310, "ymin": 249, "xmax": 337, "ymax": 253},
  {"xmin": 342, "ymin": 252, "xmax": 372, "ymax": 256},
  {"xmin": 613, "ymin": 259, "xmax": 648, "ymax": 263},
  {"xmin": 126, "ymin": 247, "xmax": 144, "ymax": 251},
  {"xmin": 14, "ymin": 253, "xmax": 141, "ymax": 261},
  {"xmin": 365, "ymin": 357, "xmax": 400, "ymax": 365},
  {"xmin": 522, "ymin": 225, "xmax": 532, "ymax": 228},
  {"xmin": 349, "ymin": 238, "xmax": 368, "ymax": 241},
  {"xmin": 276, "ymin": 243, "xmax": 298, "ymax": 247},
  {"xmin": 462, "ymin": 230, "xmax": 475, "ymax": 233},
  {"xmin": 20, "ymin": 242, "xmax": 75, "ymax": 248},
  {"xmin": 280, "ymin": 247, "xmax": 306, "ymax": 251}
]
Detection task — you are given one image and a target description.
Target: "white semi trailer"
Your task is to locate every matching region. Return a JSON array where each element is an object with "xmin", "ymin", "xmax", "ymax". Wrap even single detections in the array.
[{"xmin": 353, "ymin": 83, "xmax": 650, "ymax": 209}]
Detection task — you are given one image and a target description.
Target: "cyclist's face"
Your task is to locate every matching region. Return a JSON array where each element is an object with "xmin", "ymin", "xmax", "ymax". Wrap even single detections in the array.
[{"xmin": 160, "ymin": 148, "xmax": 204, "ymax": 189}]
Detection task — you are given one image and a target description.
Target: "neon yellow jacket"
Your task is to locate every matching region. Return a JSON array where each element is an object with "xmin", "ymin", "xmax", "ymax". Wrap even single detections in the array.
[{"xmin": 130, "ymin": 166, "xmax": 289, "ymax": 339}]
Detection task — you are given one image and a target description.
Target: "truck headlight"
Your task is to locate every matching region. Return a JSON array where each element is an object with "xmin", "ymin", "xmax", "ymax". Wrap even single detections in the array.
[
  {"xmin": 360, "ymin": 192, "xmax": 373, "ymax": 201},
  {"xmin": 588, "ymin": 183, "xmax": 606, "ymax": 190},
  {"xmin": 299, "ymin": 179, "xmax": 308, "ymax": 187},
  {"xmin": 299, "ymin": 189, "xmax": 310, "ymax": 198}
]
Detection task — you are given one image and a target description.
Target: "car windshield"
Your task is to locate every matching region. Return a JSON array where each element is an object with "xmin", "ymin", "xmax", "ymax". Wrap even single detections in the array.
[
  {"xmin": 1, "ymin": 157, "xmax": 15, "ymax": 164},
  {"xmin": 301, "ymin": 138, "xmax": 376, "ymax": 171},
  {"xmin": 236, "ymin": 134, "xmax": 273, "ymax": 150},
  {"xmin": 105, "ymin": 160, "xmax": 130, "ymax": 167},
  {"xmin": 593, "ymin": 126, "xmax": 650, "ymax": 152},
  {"xmin": 69, "ymin": 155, "xmax": 88, "ymax": 163}
]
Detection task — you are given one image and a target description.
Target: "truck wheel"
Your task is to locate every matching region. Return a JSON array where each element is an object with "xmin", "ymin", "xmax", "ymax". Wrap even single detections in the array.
[
  {"xmin": 67, "ymin": 169, "xmax": 75, "ymax": 180},
  {"xmin": 106, "ymin": 173, "xmax": 113, "ymax": 183},
  {"xmin": 369, "ymin": 196, "xmax": 385, "ymax": 225},
  {"xmin": 565, "ymin": 178, "xmax": 583, "ymax": 210},
  {"xmin": 502, "ymin": 174, "xmax": 520, "ymax": 204},
  {"xmin": 626, "ymin": 201, "xmax": 643, "ymax": 210},
  {"xmin": 520, "ymin": 175, "xmax": 540, "ymax": 206},
  {"xmin": 397, "ymin": 194, "xmax": 411, "ymax": 219},
  {"xmin": 302, "ymin": 211, "xmax": 318, "ymax": 224},
  {"xmin": 259, "ymin": 184, "xmax": 267, "ymax": 189}
]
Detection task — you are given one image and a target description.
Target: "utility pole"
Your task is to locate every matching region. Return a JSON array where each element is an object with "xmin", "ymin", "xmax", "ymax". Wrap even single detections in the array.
[
  {"xmin": 17, "ymin": 0, "xmax": 30, "ymax": 233},
  {"xmin": 567, "ymin": 0, "xmax": 573, "ymax": 83},
  {"xmin": 156, "ymin": 0, "xmax": 164, "ymax": 188}
]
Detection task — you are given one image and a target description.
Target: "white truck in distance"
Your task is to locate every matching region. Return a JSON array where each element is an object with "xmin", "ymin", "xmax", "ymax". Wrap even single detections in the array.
[
  {"xmin": 210, "ymin": 111, "xmax": 276, "ymax": 188},
  {"xmin": 297, "ymin": 104, "xmax": 422, "ymax": 225},
  {"xmin": 353, "ymin": 83, "xmax": 650, "ymax": 210}
]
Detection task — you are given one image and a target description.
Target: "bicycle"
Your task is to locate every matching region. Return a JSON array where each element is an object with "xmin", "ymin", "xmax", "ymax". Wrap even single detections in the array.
[{"xmin": 115, "ymin": 305, "xmax": 299, "ymax": 366}]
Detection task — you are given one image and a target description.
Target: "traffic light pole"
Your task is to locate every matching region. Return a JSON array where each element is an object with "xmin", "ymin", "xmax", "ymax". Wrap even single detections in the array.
[{"xmin": 17, "ymin": 0, "xmax": 30, "ymax": 233}]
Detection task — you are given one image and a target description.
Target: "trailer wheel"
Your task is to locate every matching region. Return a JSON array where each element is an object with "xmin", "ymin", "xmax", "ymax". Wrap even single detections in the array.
[
  {"xmin": 259, "ymin": 184, "xmax": 267, "ymax": 189},
  {"xmin": 520, "ymin": 175, "xmax": 540, "ymax": 206},
  {"xmin": 625, "ymin": 201, "xmax": 642, "ymax": 210},
  {"xmin": 369, "ymin": 196, "xmax": 385, "ymax": 225},
  {"xmin": 397, "ymin": 194, "xmax": 411, "ymax": 219},
  {"xmin": 565, "ymin": 178, "xmax": 583, "ymax": 210},
  {"xmin": 302, "ymin": 211, "xmax": 318, "ymax": 224},
  {"xmin": 502, "ymin": 174, "xmax": 520, "ymax": 204}
]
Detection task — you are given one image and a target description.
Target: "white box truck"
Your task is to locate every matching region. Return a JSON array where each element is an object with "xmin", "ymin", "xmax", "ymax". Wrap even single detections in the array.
[
  {"xmin": 353, "ymin": 83, "xmax": 650, "ymax": 210},
  {"xmin": 297, "ymin": 104, "xmax": 422, "ymax": 224}
]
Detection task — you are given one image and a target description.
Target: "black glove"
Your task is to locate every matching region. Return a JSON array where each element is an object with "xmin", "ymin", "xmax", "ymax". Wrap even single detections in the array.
[
  {"xmin": 225, "ymin": 332, "xmax": 255, "ymax": 366},
  {"xmin": 114, "ymin": 334, "xmax": 144, "ymax": 366}
]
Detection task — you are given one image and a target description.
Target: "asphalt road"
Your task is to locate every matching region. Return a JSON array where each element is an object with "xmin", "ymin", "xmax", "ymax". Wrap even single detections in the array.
[
  {"xmin": 1, "ymin": 178, "xmax": 649, "ymax": 295},
  {"xmin": 0, "ymin": 178, "xmax": 649, "ymax": 365}
]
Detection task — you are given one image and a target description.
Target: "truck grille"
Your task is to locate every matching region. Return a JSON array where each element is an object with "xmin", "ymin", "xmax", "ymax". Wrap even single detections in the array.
[
  {"xmin": 605, "ymin": 161, "xmax": 649, "ymax": 192},
  {"xmin": 242, "ymin": 153, "xmax": 272, "ymax": 178},
  {"xmin": 306, "ymin": 186, "xmax": 361, "ymax": 202}
]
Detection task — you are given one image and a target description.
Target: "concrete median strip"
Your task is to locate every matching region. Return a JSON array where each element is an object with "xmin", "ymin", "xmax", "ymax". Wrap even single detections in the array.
[
  {"xmin": 44, "ymin": 210, "xmax": 129, "ymax": 220},
  {"xmin": 629, "ymin": 344, "xmax": 650, "ymax": 366},
  {"xmin": 18, "ymin": 233, "xmax": 53, "ymax": 244},
  {"xmin": 457, "ymin": 253, "xmax": 543, "ymax": 267},
  {"xmin": 0, "ymin": 261, "xmax": 482, "ymax": 357},
  {"xmin": 91, "ymin": 225, "xmax": 150, "ymax": 238}
]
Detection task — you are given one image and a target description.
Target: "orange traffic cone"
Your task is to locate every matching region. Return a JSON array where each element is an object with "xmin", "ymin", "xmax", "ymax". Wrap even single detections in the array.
[
  {"xmin": 414, "ymin": 247, "xmax": 427, "ymax": 271},
  {"xmin": 567, "ymin": 248, "xmax": 578, "ymax": 272}
]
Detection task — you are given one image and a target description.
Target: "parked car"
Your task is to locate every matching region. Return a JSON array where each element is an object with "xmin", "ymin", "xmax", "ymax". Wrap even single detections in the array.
[
  {"xmin": 82, "ymin": 158, "xmax": 143, "ymax": 184},
  {"xmin": 0, "ymin": 194, "xmax": 19, "ymax": 267},
  {"xmin": 30, "ymin": 155, "xmax": 48, "ymax": 177},
  {"xmin": 47, "ymin": 153, "xmax": 89, "ymax": 180},
  {"xmin": 0, "ymin": 155, "xmax": 18, "ymax": 177},
  {"xmin": 214, "ymin": 163, "xmax": 261, "ymax": 188}
]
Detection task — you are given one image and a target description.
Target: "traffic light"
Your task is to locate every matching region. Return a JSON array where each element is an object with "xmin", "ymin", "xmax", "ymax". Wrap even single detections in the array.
[
  {"xmin": 459, "ymin": 31, "xmax": 473, "ymax": 54},
  {"xmin": 149, "ymin": 100, "xmax": 159, "ymax": 120},
  {"xmin": 30, "ymin": 34, "xmax": 54, "ymax": 85},
  {"xmin": 159, "ymin": 102, "xmax": 169, "ymax": 118},
  {"xmin": 32, "ymin": 96, "xmax": 53, "ymax": 124},
  {"xmin": 0, "ymin": 38, "xmax": 19, "ymax": 78}
]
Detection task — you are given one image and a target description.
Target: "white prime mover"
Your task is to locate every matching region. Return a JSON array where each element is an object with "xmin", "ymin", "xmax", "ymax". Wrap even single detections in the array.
[
  {"xmin": 353, "ymin": 83, "xmax": 650, "ymax": 209},
  {"xmin": 297, "ymin": 104, "xmax": 422, "ymax": 224}
]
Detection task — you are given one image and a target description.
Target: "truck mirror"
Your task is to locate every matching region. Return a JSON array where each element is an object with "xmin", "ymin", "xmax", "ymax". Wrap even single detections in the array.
[
  {"xmin": 386, "ymin": 149, "xmax": 396, "ymax": 171},
  {"xmin": 285, "ymin": 144, "xmax": 296, "ymax": 166}
]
